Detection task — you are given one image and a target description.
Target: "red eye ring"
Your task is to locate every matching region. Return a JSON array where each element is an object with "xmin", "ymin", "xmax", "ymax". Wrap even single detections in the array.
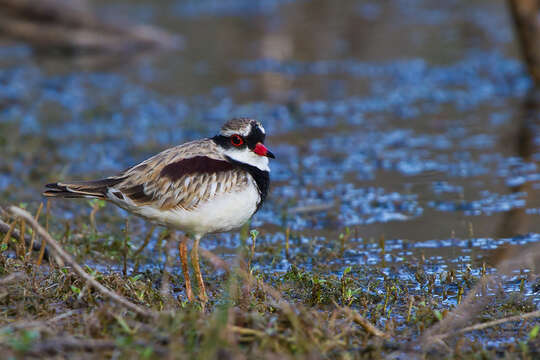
[{"xmin": 231, "ymin": 134, "xmax": 244, "ymax": 147}]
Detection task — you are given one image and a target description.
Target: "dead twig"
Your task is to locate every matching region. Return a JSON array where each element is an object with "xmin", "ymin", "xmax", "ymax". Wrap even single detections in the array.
[
  {"xmin": 288, "ymin": 202, "xmax": 335, "ymax": 214},
  {"xmin": 341, "ymin": 306, "xmax": 387, "ymax": 338},
  {"xmin": 0, "ymin": 0, "xmax": 181, "ymax": 53},
  {"xmin": 9, "ymin": 206, "xmax": 155, "ymax": 319},
  {"xmin": 28, "ymin": 338, "xmax": 117, "ymax": 355},
  {"xmin": 0, "ymin": 272, "xmax": 26, "ymax": 285},
  {"xmin": 433, "ymin": 309, "xmax": 540, "ymax": 341},
  {"xmin": 419, "ymin": 241, "xmax": 540, "ymax": 351},
  {"xmin": 200, "ymin": 247, "xmax": 306, "ymax": 338},
  {"xmin": 0, "ymin": 216, "xmax": 50, "ymax": 260},
  {"xmin": 37, "ymin": 201, "xmax": 51, "ymax": 265},
  {"xmin": 229, "ymin": 325, "xmax": 266, "ymax": 337},
  {"xmin": 18, "ymin": 219, "xmax": 26, "ymax": 256},
  {"xmin": 199, "ymin": 248, "xmax": 231, "ymax": 273},
  {"xmin": 0, "ymin": 310, "xmax": 78, "ymax": 332},
  {"xmin": 133, "ymin": 225, "xmax": 155, "ymax": 258},
  {"xmin": 27, "ymin": 202, "xmax": 43, "ymax": 260},
  {"xmin": 1, "ymin": 219, "xmax": 16, "ymax": 247},
  {"xmin": 160, "ymin": 234, "xmax": 177, "ymax": 307},
  {"xmin": 20, "ymin": 337, "xmax": 167, "ymax": 356},
  {"xmin": 89, "ymin": 200, "xmax": 100, "ymax": 233}
]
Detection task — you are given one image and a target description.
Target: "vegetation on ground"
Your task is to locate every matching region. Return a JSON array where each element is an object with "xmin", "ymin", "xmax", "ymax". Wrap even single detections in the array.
[{"xmin": 0, "ymin": 204, "xmax": 538, "ymax": 359}]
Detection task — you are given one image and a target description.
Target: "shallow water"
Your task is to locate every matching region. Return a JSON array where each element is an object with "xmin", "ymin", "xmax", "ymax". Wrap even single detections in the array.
[{"xmin": 0, "ymin": 0, "xmax": 539, "ymax": 302}]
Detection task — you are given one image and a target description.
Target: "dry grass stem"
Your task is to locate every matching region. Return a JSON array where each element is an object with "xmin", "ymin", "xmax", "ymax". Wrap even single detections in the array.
[
  {"xmin": 1, "ymin": 219, "xmax": 17, "ymax": 246},
  {"xmin": 18, "ymin": 220, "xmax": 26, "ymax": 256},
  {"xmin": 37, "ymin": 201, "xmax": 51, "ymax": 265},
  {"xmin": 1, "ymin": 310, "xmax": 77, "ymax": 332},
  {"xmin": 9, "ymin": 206, "xmax": 155, "ymax": 319},
  {"xmin": 1, "ymin": 213, "xmax": 51, "ymax": 261},
  {"xmin": 433, "ymin": 309, "xmax": 540, "ymax": 341},
  {"xmin": 0, "ymin": 272, "xmax": 25, "ymax": 285},
  {"xmin": 160, "ymin": 236, "xmax": 176, "ymax": 305},
  {"xmin": 341, "ymin": 307, "xmax": 387, "ymax": 338},
  {"xmin": 229, "ymin": 325, "xmax": 265, "ymax": 337},
  {"xmin": 419, "ymin": 242, "xmax": 540, "ymax": 350},
  {"xmin": 133, "ymin": 225, "xmax": 155, "ymax": 258}
]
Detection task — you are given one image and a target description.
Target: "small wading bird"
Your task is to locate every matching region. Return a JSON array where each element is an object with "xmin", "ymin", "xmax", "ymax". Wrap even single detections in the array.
[{"xmin": 44, "ymin": 118, "xmax": 274, "ymax": 304}]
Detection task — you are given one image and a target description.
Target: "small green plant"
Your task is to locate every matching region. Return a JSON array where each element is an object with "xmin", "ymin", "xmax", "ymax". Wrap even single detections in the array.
[{"xmin": 7, "ymin": 330, "xmax": 40, "ymax": 353}]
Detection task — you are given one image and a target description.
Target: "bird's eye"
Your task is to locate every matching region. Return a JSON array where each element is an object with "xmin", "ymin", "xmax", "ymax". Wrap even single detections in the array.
[{"xmin": 230, "ymin": 134, "xmax": 244, "ymax": 147}]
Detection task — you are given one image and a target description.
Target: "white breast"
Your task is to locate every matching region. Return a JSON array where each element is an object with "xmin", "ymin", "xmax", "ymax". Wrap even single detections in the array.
[{"xmin": 124, "ymin": 179, "xmax": 260, "ymax": 236}]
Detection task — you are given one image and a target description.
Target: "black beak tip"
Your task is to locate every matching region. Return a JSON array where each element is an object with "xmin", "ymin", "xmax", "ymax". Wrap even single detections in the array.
[{"xmin": 267, "ymin": 151, "xmax": 275, "ymax": 159}]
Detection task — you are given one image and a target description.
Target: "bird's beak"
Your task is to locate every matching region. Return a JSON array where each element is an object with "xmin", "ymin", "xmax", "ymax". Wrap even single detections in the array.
[{"xmin": 253, "ymin": 142, "xmax": 275, "ymax": 158}]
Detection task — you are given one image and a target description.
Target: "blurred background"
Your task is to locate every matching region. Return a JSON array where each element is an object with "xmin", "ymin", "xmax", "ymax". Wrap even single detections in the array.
[{"xmin": 0, "ymin": 0, "xmax": 539, "ymax": 275}]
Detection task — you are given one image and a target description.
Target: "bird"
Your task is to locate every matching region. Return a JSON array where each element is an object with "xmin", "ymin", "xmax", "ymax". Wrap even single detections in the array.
[{"xmin": 43, "ymin": 118, "xmax": 275, "ymax": 304}]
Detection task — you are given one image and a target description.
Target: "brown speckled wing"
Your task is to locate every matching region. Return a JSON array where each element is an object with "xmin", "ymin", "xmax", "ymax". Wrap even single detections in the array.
[{"xmin": 111, "ymin": 139, "xmax": 249, "ymax": 210}]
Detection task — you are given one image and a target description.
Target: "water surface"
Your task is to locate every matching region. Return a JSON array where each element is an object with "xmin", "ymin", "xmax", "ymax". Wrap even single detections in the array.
[{"xmin": 0, "ymin": 0, "xmax": 538, "ymax": 304}]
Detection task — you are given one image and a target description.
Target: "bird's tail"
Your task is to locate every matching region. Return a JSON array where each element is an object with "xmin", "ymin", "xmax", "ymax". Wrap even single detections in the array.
[{"xmin": 43, "ymin": 178, "xmax": 124, "ymax": 199}]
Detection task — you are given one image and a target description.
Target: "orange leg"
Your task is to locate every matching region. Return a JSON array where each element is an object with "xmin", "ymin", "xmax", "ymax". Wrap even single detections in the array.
[
  {"xmin": 178, "ymin": 235, "xmax": 193, "ymax": 302},
  {"xmin": 191, "ymin": 235, "xmax": 208, "ymax": 304}
]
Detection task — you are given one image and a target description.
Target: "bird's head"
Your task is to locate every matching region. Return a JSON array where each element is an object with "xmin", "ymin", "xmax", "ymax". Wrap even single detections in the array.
[{"xmin": 213, "ymin": 118, "xmax": 275, "ymax": 171}]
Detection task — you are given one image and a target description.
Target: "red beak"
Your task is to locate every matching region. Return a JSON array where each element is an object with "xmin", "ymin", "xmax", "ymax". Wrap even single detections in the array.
[{"xmin": 253, "ymin": 142, "xmax": 275, "ymax": 158}]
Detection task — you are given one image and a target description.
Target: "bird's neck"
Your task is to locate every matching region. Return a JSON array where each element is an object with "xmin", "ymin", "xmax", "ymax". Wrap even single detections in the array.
[{"xmin": 226, "ymin": 156, "xmax": 270, "ymax": 212}]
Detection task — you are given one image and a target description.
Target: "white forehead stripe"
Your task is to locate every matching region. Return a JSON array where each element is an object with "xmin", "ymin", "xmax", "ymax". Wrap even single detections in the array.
[{"xmin": 221, "ymin": 124, "xmax": 252, "ymax": 137}]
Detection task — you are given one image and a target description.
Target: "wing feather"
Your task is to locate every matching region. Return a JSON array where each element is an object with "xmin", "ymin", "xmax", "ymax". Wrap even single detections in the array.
[{"xmin": 110, "ymin": 139, "xmax": 250, "ymax": 211}]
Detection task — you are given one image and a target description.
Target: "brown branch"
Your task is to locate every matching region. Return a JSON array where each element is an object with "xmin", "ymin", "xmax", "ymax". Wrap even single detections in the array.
[
  {"xmin": 0, "ymin": 0, "xmax": 180, "ymax": 53},
  {"xmin": 9, "ymin": 206, "xmax": 155, "ymax": 319},
  {"xmin": 0, "ymin": 0, "xmax": 96, "ymax": 28},
  {"xmin": 507, "ymin": 0, "xmax": 540, "ymax": 84}
]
